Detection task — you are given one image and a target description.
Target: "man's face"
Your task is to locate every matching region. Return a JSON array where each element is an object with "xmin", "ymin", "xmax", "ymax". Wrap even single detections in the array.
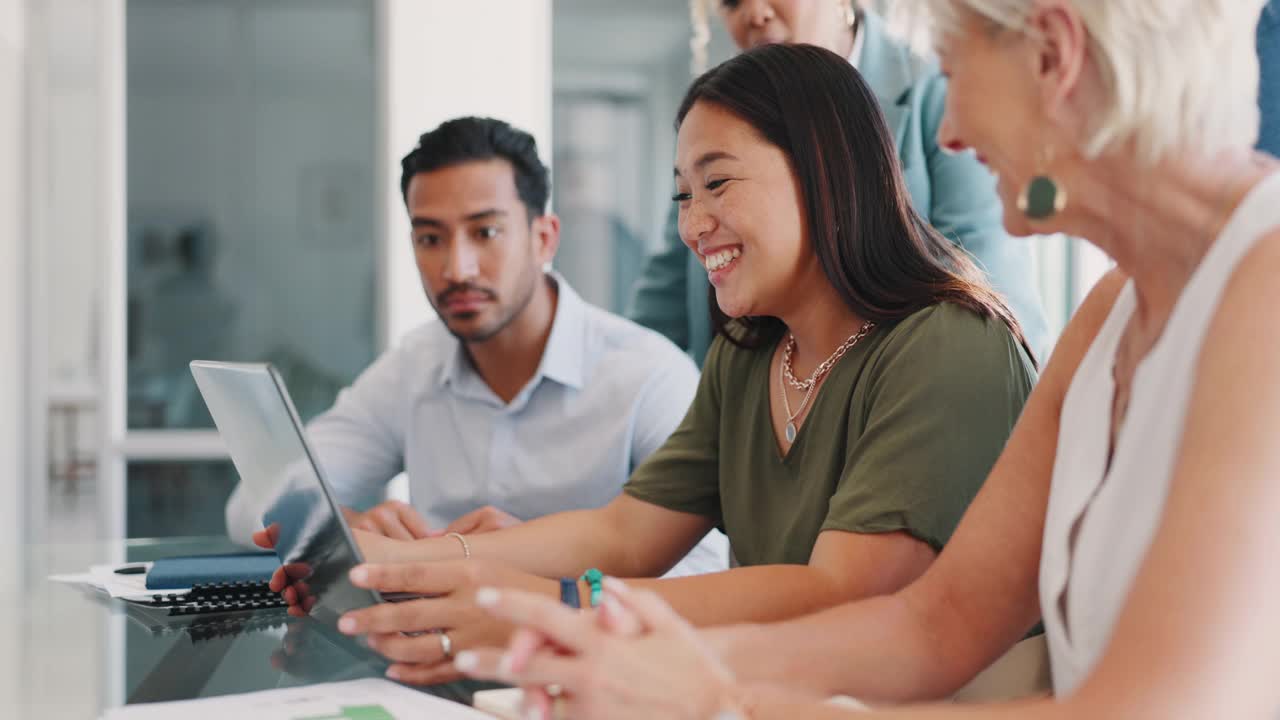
[{"xmin": 405, "ymin": 159, "xmax": 556, "ymax": 343}]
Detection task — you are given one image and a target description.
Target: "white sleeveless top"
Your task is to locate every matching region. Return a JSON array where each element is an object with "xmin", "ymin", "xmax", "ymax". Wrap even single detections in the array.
[{"xmin": 1039, "ymin": 171, "xmax": 1280, "ymax": 696}]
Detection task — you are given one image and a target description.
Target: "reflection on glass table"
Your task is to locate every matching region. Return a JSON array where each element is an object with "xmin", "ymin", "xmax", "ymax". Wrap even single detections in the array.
[{"xmin": 7, "ymin": 536, "xmax": 495, "ymax": 718}]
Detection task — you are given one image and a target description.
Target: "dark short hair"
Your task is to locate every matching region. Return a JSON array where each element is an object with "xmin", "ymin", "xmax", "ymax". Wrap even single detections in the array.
[
  {"xmin": 399, "ymin": 116, "xmax": 550, "ymax": 220},
  {"xmin": 677, "ymin": 43, "xmax": 1033, "ymax": 365}
]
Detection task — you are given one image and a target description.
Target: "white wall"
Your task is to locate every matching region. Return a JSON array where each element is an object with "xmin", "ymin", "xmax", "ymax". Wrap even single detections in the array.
[
  {"xmin": 38, "ymin": 0, "xmax": 105, "ymax": 386},
  {"xmin": 0, "ymin": 6, "xmax": 27, "ymax": 710},
  {"xmin": 0, "ymin": 0, "xmax": 27, "ymax": 591},
  {"xmin": 380, "ymin": 0, "xmax": 552, "ymax": 345}
]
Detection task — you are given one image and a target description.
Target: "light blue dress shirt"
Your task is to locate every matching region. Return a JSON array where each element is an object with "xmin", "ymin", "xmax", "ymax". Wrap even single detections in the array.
[{"xmin": 226, "ymin": 275, "xmax": 727, "ymax": 574}]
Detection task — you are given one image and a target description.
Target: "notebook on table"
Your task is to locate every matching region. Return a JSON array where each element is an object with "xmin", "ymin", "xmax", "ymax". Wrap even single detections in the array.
[
  {"xmin": 124, "ymin": 551, "xmax": 286, "ymax": 617},
  {"xmin": 146, "ymin": 551, "xmax": 280, "ymax": 590}
]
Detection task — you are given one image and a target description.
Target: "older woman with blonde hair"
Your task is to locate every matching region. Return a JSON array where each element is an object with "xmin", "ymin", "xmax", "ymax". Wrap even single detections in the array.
[{"xmin": 457, "ymin": 1, "xmax": 1280, "ymax": 717}]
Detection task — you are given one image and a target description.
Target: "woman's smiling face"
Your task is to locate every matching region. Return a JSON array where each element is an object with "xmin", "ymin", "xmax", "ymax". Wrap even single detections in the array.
[{"xmin": 674, "ymin": 100, "xmax": 817, "ymax": 319}]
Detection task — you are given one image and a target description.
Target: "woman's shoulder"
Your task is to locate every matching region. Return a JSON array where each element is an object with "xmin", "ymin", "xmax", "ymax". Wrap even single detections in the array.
[
  {"xmin": 879, "ymin": 302, "xmax": 1020, "ymax": 356},
  {"xmin": 1214, "ymin": 225, "xmax": 1280, "ymax": 328},
  {"xmin": 856, "ymin": 303, "xmax": 1034, "ymax": 395}
]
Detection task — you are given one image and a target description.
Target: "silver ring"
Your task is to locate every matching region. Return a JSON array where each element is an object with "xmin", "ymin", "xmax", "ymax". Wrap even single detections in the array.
[{"xmin": 439, "ymin": 630, "xmax": 454, "ymax": 660}]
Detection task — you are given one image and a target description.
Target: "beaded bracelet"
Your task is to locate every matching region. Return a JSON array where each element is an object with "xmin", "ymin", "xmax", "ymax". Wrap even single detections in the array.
[
  {"xmin": 580, "ymin": 568, "xmax": 605, "ymax": 608},
  {"xmin": 558, "ymin": 577, "xmax": 581, "ymax": 609}
]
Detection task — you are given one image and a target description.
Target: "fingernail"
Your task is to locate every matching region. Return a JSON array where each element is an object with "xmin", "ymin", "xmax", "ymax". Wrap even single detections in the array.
[
  {"xmin": 338, "ymin": 617, "xmax": 357, "ymax": 634},
  {"xmin": 453, "ymin": 651, "xmax": 478, "ymax": 672},
  {"xmin": 385, "ymin": 666, "xmax": 401, "ymax": 680},
  {"xmin": 496, "ymin": 652, "xmax": 514, "ymax": 682},
  {"xmin": 523, "ymin": 707, "xmax": 545, "ymax": 720},
  {"xmin": 350, "ymin": 566, "xmax": 368, "ymax": 584},
  {"xmin": 602, "ymin": 576, "xmax": 627, "ymax": 592},
  {"xmin": 475, "ymin": 587, "xmax": 500, "ymax": 607}
]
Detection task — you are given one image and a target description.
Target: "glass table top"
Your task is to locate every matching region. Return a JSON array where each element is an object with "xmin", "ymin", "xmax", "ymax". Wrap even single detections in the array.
[{"xmin": 2, "ymin": 536, "xmax": 490, "ymax": 718}]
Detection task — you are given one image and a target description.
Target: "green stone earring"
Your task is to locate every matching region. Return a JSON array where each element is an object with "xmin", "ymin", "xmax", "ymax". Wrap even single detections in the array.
[
  {"xmin": 1017, "ymin": 175, "xmax": 1068, "ymax": 221},
  {"xmin": 1018, "ymin": 143, "xmax": 1067, "ymax": 221}
]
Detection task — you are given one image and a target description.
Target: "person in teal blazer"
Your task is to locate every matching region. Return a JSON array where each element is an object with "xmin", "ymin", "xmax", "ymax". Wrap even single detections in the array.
[{"xmin": 629, "ymin": 3, "xmax": 1051, "ymax": 365}]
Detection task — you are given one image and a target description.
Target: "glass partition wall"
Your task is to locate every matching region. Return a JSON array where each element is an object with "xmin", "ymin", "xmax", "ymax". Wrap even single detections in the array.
[{"xmin": 123, "ymin": 0, "xmax": 380, "ymax": 536}]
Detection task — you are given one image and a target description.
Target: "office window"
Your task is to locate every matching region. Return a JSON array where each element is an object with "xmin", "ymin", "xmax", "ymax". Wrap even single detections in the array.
[
  {"xmin": 552, "ymin": 0, "xmax": 693, "ymax": 313},
  {"xmin": 125, "ymin": 0, "xmax": 378, "ymax": 431},
  {"xmin": 125, "ymin": 461, "xmax": 239, "ymax": 538}
]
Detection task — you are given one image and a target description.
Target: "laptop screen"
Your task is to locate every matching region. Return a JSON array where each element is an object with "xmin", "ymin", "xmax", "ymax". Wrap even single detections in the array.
[{"xmin": 189, "ymin": 361, "xmax": 381, "ymax": 626}]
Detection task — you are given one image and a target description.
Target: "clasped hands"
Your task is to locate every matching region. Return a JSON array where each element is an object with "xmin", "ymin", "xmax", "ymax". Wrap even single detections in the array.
[{"xmin": 456, "ymin": 579, "xmax": 741, "ymax": 720}]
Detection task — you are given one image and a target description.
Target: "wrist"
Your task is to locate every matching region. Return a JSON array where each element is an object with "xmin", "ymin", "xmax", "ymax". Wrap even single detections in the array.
[
  {"xmin": 721, "ymin": 624, "xmax": 773, "ymax": 682},
  {"xmin": 703, "ymin": 680, "xmax": 752, "ymax": 720},
  {"xmin": 444, "ymin": 531, "xmax": 471, "ymax": 560},
  {"xmin": 408, "ymin": 536, "xmax": 460, "ymax": 563}
]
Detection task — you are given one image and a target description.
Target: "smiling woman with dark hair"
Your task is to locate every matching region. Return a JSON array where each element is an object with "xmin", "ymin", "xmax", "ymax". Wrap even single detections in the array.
[
  {"xmin": 284, "ymin": 42, "xmax": 1036, "ymax": 687},
  {"xmin": 624, "ymin": 41, "xmax": 1035, "ymax": 571}
]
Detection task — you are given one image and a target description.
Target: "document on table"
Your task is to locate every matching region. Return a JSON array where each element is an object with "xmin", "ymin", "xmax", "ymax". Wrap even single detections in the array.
[
  {"xmin": 472, "ymin": 687, "xmax": 869, "ymax": 718},
  {"xmin": 50, "ymin": 562, "xmax": 182, "ymax": 600},
  {"xmin": 99, "ymin": 678, "xmax": 494, "ymax": 720}
]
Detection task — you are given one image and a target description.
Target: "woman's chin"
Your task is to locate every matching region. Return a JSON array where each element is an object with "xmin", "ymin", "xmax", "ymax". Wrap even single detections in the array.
[{"xmin": 714, "ymin": 294, "xmax": 753, "ymax": 320}]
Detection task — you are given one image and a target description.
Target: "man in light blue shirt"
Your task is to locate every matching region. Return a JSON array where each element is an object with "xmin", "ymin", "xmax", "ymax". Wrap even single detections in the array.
[{"xmin": 226, "ymin": 117, "xmax": 725, "ymax": 575}]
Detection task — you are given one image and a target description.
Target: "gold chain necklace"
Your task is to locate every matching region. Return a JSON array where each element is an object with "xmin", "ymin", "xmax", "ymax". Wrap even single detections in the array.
[{"xmin": 779, "ymin": 321, "xmax": 875, "ymax": 444}]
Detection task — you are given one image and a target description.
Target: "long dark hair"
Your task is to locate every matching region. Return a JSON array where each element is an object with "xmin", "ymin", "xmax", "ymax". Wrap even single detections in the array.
[{"xmin": 677, "ymin": 43, "xmax": 1034, "ymax": 364}]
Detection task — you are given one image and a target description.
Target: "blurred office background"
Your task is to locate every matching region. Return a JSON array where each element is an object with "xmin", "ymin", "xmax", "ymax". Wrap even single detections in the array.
[{"xmin": 1, "ymin": 0, "xmax": 1110, "ymax": 585}]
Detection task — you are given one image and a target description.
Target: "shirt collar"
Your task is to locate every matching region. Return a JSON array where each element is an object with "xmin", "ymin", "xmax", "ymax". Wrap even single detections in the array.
[
  {"xmin": 437, "ymin": 271, "xmax": 587, "ymax": 393},
  {"xmin": 534, "ymin": 271, "xmax": 588, "ymax": 390}
]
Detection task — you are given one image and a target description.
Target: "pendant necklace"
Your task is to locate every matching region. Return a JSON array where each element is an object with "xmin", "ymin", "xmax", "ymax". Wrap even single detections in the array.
[{"xmin": 780, "ymin": 320, "xmax": 875, "ymax": 444}]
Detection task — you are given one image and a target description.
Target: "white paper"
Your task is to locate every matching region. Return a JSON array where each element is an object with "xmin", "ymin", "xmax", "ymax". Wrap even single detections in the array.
[
  {"xmin": 100, "ymin": 678, "xmax": 493, "ymax": 720},
  {"xmin": 50, "ymin": 562, "xmax": 192, "ymax": 601},
  {"xmin": 474, "ymin": 687, "xmax": 869, "ymax": 717}
]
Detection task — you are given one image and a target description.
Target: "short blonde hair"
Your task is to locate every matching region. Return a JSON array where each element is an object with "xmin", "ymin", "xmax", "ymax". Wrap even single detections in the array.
[{"xmin": 914, "ymin": 0, "xmax": 1266, "ymax": 163}]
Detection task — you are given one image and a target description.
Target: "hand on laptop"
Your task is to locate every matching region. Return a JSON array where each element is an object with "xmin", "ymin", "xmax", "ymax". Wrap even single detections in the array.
[
  {"xmin": 254, "ymin": 523, "xmax": 427, "ymax": 615},
  {"xmin": 343, "ymin": 501, "xmax": 433, "ymax": 541},
  {"xmin": 342, "ymin": 501, "xmax": 522, "ymax": 541},
  {"xmin": 250, "ymin": 503, "xmax": 524, "ymax": 617},
  {"xmin": 251, "ymin": 523, "xmax": 318, "ymax": 617},
  {"xmin": 439, "ymin": 505, "xmax": 521, "ymax": 536}
]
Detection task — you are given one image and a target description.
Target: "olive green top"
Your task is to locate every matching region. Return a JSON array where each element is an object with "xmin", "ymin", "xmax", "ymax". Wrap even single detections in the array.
[{"xmin": 624, "ymin": 303, "xmax": 1036, "ymax": 566}]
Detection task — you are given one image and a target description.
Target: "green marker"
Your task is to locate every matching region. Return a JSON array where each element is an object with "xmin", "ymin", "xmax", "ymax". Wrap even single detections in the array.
[{"xmin": 294, "ymin": 704, "xmax": 396, "ymax": 720}]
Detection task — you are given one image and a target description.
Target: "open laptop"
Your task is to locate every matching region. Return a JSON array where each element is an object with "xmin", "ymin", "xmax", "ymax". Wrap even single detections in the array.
[{"xmin": 189, "ymin": 360, "xmax": 401, "ymax": 626}]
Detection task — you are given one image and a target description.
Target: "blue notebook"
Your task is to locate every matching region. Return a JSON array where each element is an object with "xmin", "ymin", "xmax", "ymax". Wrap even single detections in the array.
[{"xmin": 145, "ymin": 551, "xmax": 281, "ymax": 590}]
